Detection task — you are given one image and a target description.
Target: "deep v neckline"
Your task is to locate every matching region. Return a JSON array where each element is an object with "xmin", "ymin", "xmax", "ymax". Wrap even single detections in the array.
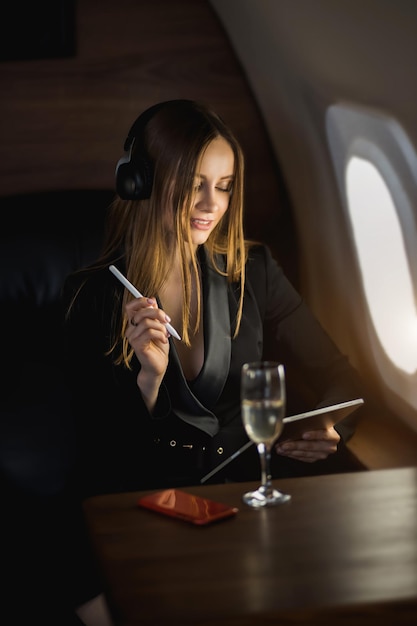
[
  {"xmin": 159, "ymin": 262, "xmax": 204, "ymax": 382},
  {"xmin": 162, "ymin": 248, "xmax": 232, "ymax": 435},
  {"xmin": 185, "ymin": 248, "xmax": 231, "ymax": 403}
]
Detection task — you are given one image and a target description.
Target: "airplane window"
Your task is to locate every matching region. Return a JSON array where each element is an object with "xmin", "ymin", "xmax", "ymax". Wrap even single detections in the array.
[
  {"xmin": 326, "ymin": 103, "xmax": 417, "ymax": 415},
  {"xmin": 346, "ymin": 156, "xmax": 417, "ymax": 374}
]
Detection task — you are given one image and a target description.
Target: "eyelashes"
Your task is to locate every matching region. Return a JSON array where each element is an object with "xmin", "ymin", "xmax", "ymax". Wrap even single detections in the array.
[{"xmin": 193, "ymin": 182, "xmax": 233, "ymax": 193}]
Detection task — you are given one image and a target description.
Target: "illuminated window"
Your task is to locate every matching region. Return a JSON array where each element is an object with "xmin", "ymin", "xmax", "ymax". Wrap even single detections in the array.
[
  {"xmin": 346, "ymin": 156, "xmax": 417, "ymax": 374},
  {"xmin": 326, "ymin": 103, "xmax": 417, "ymax": 414}
]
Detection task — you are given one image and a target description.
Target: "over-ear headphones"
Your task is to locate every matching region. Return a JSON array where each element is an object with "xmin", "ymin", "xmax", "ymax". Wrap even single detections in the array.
[
  {"xmin": 115, "ymin": 99, "xmax": 198, "ymax": 200},
  {"xmin": 115, "ymin": 102, "xmax": 169, "ymax": 200}
]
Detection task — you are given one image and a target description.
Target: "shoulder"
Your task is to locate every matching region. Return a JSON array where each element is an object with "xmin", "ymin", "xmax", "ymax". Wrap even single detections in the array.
[
  {"xmin": 245, "ymin": 242, "xmax": 302, "ymax": 317},
  {"xmin": 246, "ymin": 243, "xmax": 280, "ymax": 280}
]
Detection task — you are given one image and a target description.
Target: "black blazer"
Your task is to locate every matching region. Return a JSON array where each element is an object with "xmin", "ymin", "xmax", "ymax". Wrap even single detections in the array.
[{"xmin": 62, "ymin": 244, "xmax": 364, "ymax": 495}]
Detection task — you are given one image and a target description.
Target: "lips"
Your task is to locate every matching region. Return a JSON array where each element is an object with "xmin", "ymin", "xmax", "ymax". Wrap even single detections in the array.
[{"xmin": 190, "ymin": 218, "xmax": 213, "ymax": 229}]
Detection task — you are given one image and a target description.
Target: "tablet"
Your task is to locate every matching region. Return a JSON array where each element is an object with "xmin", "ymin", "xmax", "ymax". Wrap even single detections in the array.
[
  {"xmin": 200, "ymin": 398, "xmax": 364, "ymax": 483},
  {"xmin": 279, "ymin": 397, "xmax": 364, "ymax": 441}
]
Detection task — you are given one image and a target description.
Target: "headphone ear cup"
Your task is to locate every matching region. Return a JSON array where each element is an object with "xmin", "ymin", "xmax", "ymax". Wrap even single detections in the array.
[
  {"xmin": 115, "ymin": 153, "xmax": 153, "ymax": 200},
  {"xmin": 116, "ymin": 101, "xmax": 174, "ymax": 200}
]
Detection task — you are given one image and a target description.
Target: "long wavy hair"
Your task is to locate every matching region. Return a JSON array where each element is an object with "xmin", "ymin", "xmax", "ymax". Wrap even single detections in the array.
[{"xmin": 71, "ymin": 100, "xmax": 250, "ymax": 367}]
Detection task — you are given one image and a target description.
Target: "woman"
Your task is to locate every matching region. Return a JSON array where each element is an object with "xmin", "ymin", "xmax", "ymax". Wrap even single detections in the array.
[{"xmin": 62, "ymin": 99, "xmax": 364, "ymax": 497}]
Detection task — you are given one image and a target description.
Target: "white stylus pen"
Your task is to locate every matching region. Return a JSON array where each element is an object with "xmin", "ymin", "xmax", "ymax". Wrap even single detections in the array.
[{"xmin": 109, "ymin": 264, "xmax": 182, "ymax": 341}]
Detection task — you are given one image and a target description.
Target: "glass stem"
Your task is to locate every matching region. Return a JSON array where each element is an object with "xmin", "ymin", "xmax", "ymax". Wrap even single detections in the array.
[{"xmin": 258, "ymin": 442, "xmax": 273, "ymax": 497}]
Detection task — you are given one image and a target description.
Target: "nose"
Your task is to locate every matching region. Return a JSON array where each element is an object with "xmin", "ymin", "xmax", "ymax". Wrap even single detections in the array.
[{"xmin": 197, "ymin": 187, "xmax": 218, "ymax": 213}]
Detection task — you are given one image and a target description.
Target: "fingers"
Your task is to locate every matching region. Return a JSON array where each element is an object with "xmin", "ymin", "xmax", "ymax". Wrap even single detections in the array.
[
  {"xmin": 301, "ymin": 427, "xmax": 340, "ymax": 443},
  {"xmin": 275, "ymin": 428, "xmax": 340, "ymax": 462},
  {"xmin": 124, "ymin": 298, "xmax": 170, "ymax": 380},
  {"xmin": 126, "ymin": 298, "xmax": 172, "ymax": 342}
]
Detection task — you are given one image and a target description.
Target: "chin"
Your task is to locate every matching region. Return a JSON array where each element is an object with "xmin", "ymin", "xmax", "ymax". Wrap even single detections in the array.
[{"xmin": 191, "ymin": 234, "xmax": 211, "ymax": 246}]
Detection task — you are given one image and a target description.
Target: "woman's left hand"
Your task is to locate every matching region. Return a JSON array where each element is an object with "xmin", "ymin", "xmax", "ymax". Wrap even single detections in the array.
[{"xmin": 274, "ymin": 427, "xmax": 340, "ymax": 462}]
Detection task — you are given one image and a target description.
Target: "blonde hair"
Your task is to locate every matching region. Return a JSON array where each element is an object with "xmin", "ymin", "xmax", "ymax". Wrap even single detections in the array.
[{"xmin": 76, "ymin": 100, "xmax": 250, "ymax": 367}]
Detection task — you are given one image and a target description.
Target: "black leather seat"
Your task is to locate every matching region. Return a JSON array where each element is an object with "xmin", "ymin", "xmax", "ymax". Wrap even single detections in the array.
[
  {"xmin": 1, "ymin": 189, "xmax": 112, "ymax": 494},
  {"xmin": 1, "ymin": 189, "xmax": 113, "ymax": 619}
]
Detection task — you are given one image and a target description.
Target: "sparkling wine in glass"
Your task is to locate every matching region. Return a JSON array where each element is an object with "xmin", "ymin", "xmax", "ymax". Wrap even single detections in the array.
[{"xmin": 241, "ymin": 361, "xmax": 291, "ymax": 507}]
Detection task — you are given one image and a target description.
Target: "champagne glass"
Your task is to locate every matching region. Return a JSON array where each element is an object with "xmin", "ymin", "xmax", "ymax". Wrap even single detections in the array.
[{"xmin": 241, "ymin": 361, "xmax": 291, "ymax": 507}]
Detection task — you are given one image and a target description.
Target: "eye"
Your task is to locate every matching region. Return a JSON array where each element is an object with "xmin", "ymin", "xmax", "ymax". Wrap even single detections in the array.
[{"xmin": 216, "ymin": 183, "xmax": 233, "ymax": 194}]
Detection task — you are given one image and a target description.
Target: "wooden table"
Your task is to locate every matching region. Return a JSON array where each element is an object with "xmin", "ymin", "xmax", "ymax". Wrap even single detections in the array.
[{"xmin": 83, "ymin": 467, "xmax": 417, "ymax": 625}]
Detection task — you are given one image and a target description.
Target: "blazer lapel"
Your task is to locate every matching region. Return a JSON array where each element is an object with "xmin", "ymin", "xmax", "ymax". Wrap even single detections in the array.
[
  {"xmin": 192, "ymin": 247, "xmax": 231, "ymax": 406},
  {"xmin": 164, "ymin": 248, "xmax": 231, "ymax": 436}
]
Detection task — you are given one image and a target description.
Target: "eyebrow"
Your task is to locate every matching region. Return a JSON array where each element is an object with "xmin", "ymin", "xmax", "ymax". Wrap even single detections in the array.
[{"xmin": 195, "ymin": 174, "xmax": 234, "ymax": 180}]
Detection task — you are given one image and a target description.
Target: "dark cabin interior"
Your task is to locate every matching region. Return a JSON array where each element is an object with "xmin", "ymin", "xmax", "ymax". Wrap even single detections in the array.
[
  {"xmin": 1, "ymin": 1, "xmax": 417, "ymax": 623},
  {"xmin": 1, "ymin": 0, "xmax": 299, "ymax": 501}
]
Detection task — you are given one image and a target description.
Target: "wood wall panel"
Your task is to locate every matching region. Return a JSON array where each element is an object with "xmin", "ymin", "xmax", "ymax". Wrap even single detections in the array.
[{"xmin": 0, "ymin": 0, "xmax": 294, "ymax": 271}]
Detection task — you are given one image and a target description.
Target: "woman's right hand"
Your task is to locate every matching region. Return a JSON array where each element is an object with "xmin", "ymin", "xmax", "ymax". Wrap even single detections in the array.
[{"xmin": 125, "ymin": 297, "xmax": 171, "ymax": 409}]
